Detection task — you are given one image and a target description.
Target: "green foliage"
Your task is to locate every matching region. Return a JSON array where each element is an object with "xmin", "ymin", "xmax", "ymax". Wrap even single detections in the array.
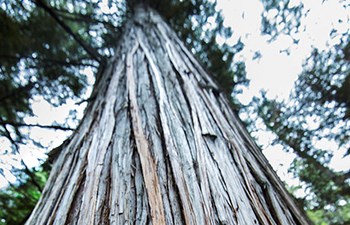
[
  {"xmin": 306, "ymin": 200, "xmax": 350, "ymax": 225},
  {"xmin": 0, "ymin": 167, "xmax": 48, "ymax": 225},
  {"xmin": 0, "ymin": 1, "xmax": 91, "ymax": 146}
]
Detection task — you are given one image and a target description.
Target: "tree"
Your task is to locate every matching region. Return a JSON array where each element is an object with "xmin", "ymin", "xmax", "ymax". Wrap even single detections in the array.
[
  {"xmin": 23, "ymin": 4, "xmax": 311, "ymax": 224},
  {"xmin": 0, "ymin": 0, "xmax": 245, "ymax": 182},
  {"xmin": 250, "ymin": 1, "xmax": 350, "ymax": 224},
  {"xmin": 1, "ymin": 0, "xmax": 249, "ymax": 223},
  {"xmin": 253, "ymin": 36, "xmax": 350, "ymax": 224}
]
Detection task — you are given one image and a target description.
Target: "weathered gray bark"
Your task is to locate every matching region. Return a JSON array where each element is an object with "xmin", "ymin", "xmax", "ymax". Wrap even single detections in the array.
[{"xmin": 26, "ymin": 6, "xmax": 311, "ymax": 225}]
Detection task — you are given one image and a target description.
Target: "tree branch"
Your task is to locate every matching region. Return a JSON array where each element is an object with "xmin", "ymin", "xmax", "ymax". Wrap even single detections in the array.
[
  {"xmin": 0, "ymin": 121, "xmax": 74, "ymax": 131},
  {"xmin": 0, "ymin": 82, "xmax": 34, "ymax": 104},
  {"xmin": 0, "ymin": 118, "xmax": 43, "ymax": 192},
  {"xmin": 0, "ymin": 54, "xmax": 98, "ymax": 68},
  {"xmin": 33, "ymin": 0, "xmax": 106, "ymax": 65},
  {"xmin": 52, "ymin": 7, "xmax": 121, "ymax": 31}
]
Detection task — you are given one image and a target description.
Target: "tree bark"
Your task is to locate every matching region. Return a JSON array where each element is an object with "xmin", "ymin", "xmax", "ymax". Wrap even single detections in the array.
[{"xmin": 26, "ymin": 6, "xmax": 311, "ymax": 225}]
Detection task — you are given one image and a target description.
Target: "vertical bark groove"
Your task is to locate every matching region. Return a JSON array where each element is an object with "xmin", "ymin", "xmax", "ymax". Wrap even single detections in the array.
[{"xmin": 127, "ymin": 39, "xmax": 166, "ymax": 224}]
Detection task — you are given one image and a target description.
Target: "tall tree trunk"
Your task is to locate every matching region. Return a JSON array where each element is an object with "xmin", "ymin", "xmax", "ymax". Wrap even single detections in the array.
[{"xmin": 26, "ymin": 6, "xmax": 311, "ymax": 225}]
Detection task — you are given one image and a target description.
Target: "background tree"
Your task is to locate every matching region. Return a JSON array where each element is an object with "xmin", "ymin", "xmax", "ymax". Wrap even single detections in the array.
[
  {"xmin": 251, "ymin": 0, "xmax": 350, "ymax": 224},
  {"xmin": 255, "ymin": 36, "xmax": 350, "ymax": 224}
]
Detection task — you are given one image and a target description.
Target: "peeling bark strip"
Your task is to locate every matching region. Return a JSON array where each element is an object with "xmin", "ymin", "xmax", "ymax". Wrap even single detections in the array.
[
  {"xmin": 126, "ymin": 40, "xmax": 166, "ymax": 224},
  {"xmin": 26, "ymin": 5, "xmax": 311, "ymax": 225}
]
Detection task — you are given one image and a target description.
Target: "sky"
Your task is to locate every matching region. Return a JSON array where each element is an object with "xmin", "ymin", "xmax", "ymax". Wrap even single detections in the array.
[{"xmin": 0, "ymin": 0, "xmax": 349, "ymax": 188}]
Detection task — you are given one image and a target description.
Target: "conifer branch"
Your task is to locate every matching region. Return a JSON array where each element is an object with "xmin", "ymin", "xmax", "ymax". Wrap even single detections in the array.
[
  {"xmin": 0, "ymin": 121, "xmax": 74, "ymax": 131},
  {"xmin": 0, "ymin": 54, "xmax": 97, "ymax": 68},
  {"xmin": 33, "ymin": 0, "xmax": 106, "ymax": 65},
  {"xmin": 0, "ymin": 118, "xmax": 43, "ymax": 193},
  {"xmin": 52, "ymin": 7, "xmax": 120, "ymax": 31},
  {"xmin": 0, "ymin": 82, "xmax": 34, "ymax": 103}
]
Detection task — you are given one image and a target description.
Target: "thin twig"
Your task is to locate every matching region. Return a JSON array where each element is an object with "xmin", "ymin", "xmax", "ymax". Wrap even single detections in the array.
[
  {"xmin": 0, "ymin": 54, "xmax": 98, "ymax": 68},
  {"xmin": 52, "ymin": 7, "xmax": 121, "ymax": 31},
  {"xmin": 0, "ymin": 118, "xmax": 43, "ymax": 192},
  {"xmin": 0, "ymin": 121, "xmax": 74, "ymax": 131}
]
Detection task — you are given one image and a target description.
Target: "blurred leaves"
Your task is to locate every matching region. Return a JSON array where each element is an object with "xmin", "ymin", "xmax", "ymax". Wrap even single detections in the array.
[
  {"xmin": 255, "ymin": 1, "xmax": 350, "ymax": 223},
  {"xmin": 251, "ymin": 34, "xmax": 350, "ymax": 224},
  {"xmin": 260, "ymin": 0, "xmax": 305, "ymax": 41},
  {"xmin": 0, "ymin": 166, "xmax": 48, "ymax": 225}
]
